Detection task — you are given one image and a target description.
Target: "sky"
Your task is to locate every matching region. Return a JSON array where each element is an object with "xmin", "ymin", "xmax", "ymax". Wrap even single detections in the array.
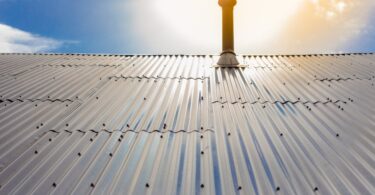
[{"xmin": 0, "ymin": 0, "xmax": 374, "ymax": 54}]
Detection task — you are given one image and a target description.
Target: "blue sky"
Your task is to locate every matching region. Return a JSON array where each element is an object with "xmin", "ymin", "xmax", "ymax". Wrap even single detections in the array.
[{"xmin": 0, "ymin": 0, "xmax": 375, "ymax": 54}]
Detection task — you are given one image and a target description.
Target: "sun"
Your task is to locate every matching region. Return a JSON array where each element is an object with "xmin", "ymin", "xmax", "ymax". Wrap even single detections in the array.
[{"xmin": 151, "ymin": 0, "xmax": 304, "ymax": 53}]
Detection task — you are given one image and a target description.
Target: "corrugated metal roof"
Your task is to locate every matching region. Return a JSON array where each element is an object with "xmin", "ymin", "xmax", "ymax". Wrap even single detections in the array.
[{"xmin": 0, "ymin": 53, "xmax": 374, "ymax": 194}]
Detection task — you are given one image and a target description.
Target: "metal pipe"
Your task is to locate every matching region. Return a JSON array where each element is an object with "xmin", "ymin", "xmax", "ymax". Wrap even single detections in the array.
[
  {"xmin": 219, "ymin": 0, "xmax": 236, "ymax": 53},
  {"xmin": 217, "ymin": 0, "xmax": 239, "ymax": 66}
]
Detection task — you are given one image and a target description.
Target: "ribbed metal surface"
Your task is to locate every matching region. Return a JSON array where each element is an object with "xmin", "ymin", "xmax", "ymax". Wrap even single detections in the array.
[{"xmin": 0, "ymin": 53, "xmax": 374, "ymax": 194}]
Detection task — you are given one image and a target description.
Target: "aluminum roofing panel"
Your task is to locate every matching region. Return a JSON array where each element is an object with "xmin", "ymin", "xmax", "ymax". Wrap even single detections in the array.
[{"xmin": 0, "ymin": 53, "xmax": 374, "ymax": 195}]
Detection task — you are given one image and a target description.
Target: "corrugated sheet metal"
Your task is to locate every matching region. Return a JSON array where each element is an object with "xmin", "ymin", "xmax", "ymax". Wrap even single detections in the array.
[{"xmin": 0, "ymin": 53, "xmax": 374, "ymax": 194}]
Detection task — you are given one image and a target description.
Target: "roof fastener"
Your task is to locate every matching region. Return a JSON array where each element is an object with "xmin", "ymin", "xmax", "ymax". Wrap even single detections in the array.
[
  {"xmin": 91, "ymin": 183, "xmax": 95, "ymax": 188},
  {"xmin": 66, "ymin": 124, "xmax": 69, "ymax": 127},
  {"xmin": 163, "ymin": 123, "xmax": 167, "ymax": 129},
  {"xmin": 90, "ymin": 138, "xmax": 93, "ymax": 142},
  {"xmin": 238, "ymin": 186, "xmax": 242, "ymax": 190},
  {"xmin": 52, "ymin": 182, "xmax": 57, "ymax": 187},
  {"xmin": 144, "ymin": 97, "xmax": 146, "ymax": 100},
  {"xmin": 120, "ymin": 135, "xmax": 123, "ymax": 138},
  {"xmin": 109, "ymin": 153, "xmax": 113, "ymax": 157},
  {"xmin": 49, "ymin": 138, "xmax": 52, "ymax": 142},
  {"xmin": 227, "ymin": 132, "xmax": 231, "ymax": 136},
  {"xmin": 200, "ymin": 184, "xmax": 204, "ymax": 188},
  {"xmin": 200, "ymin": 135, "xmax": 204, "ymax": 139},
  {"xmin": 201, "ymin": 151, "xmax": 204, "ymax": 155},
  {"xmin": 34, "ymin": 150, "xmax": 38, "ymax": 154},
  {"xmin": 276, "ymin": 186, "xmax": 280, "ymax": 191},
  {"xmin": 313, "ymin": 187, "xmax": 318, "ymax": 192},
  {"xmin": 336, "ymin": 133, "xmax": 340, "ymax": 137},
  {"xmin": 126, "ymin": 124, "xmax": 130, "ymax": 128},
  {"xmin": 145, "ymin": 183, "xmax": 150, "ymax": 188},
  {"xmin": 280, "ymin": 133, "xmax": 283, "ymax": 137},
  {"xmin": 160, "ymin": 135, "xmax": 163, "ymax": 138},
  {"xmin": 103, "ymin": 123, "xmax": 106, "ymax": 127},
  {"xmin": 118, "ymin": 138, "xmax": 121, "ymax": 142},
  {"xmin": 78, "ymin": 152, "xmax": 81, "ymax": 156}
]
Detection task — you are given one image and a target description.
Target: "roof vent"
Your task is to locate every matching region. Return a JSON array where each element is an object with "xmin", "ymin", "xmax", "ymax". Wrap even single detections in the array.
[{"xmin": 217, "ymin": 0, "xmax": 240, "ymax": 67}]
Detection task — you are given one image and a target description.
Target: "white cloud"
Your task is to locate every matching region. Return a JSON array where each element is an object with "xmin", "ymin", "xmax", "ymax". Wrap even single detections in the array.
[{"xmin": 0, "ymin": 23, "xmax": 62, "ymax": 53}]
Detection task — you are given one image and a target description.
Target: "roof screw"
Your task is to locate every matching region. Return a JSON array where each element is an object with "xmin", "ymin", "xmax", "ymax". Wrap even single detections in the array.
[
  {"xmin": 201, "ymin": 96, "xmax": 204, "ymax": 100},
  {"xmin": 126, "ymin": 124, "xmax": 130, "ymax": 128},
  {"xmin": 52, "ymin": 182, "xmax": 57, "ymax": 187},
  {"xmin": 242, "ymin": 105, "xmax": 245, "ymax": 109},
  {"xmin": 49, "ymin": 138, "xmax": 52, "ymax": 142},
  {"xmin": 227, "ymin": 132, "xmax": 231, "ymax": 136},
  {"xmin": 262, "ymin": 105, "xmax": 266, "ymax": 108},
  {"xmin": 36, "ymin": 126, "xmax": 39, "ymax": 129},
  {"xmin": 96, "ymin": 97, "xmax": 99, "ymax": 100},
  {"xmin": 163, "ymin": 123, "xmax": 167, "ymax": 129},
  {"xmin": 238, "ymin": 186, "xmax": 242, "ymax": 190},
  {"xmin": 160, "ymin": 135, "xmax": 163, "ymax": 138},
  {"xmin": 90, "ymin": 138, "xmax": 93, "ymax": 142},
  {"xmin": 66, "ymin": 124, "xmax": 69, "ymax": 127},
  {"xmin": 41, "ymin": 123, "xmax": 44, "ymax": 126},
  {"xmin": 66, "ymin": 104, "xmax": 68, "ymax": 107},
  {"xmin": 283, "ymin": 82, "xmax": 286, "ymax": 85},
  {"xmin": 145, "ymin": 183, "xmax": 150, "ymax": 188},
  {"xmin": 276, "ymin": 186, "xmax": 280, "ymax": 191},
  {"xmin": 91, "ymin": 183, "xmax": 95, "ymax": 188},
  {"xmin": 120, "ymin": 135, "xmax": 124, "ymax": 138},
  {"xmin": 103, "ymin": 123, "xmax": 106, "ymax": 127},
  {"xmin": 201, "ymin": 127, "xmax": 204, "ymax": 130},
  {"xmin": 201, "ymin": 151, "xmax": 204, "ymax": 155},
  {"xmin": 34, "ymin": 150, "xmax": 38, "ymax": 154},
  {"xmin": 280, "ymin": 133, "xmax": 283, "ymax": 137},
  {"xmin": 35, "ymin": 104, "xmax": 38, "ymax": 107},
  {"xmin": 336, "ymin": 133, "xmax": 340, "ymax": 137},
  {"xmin": 313, "ymin": 187, "xmax": 318, "ymax": 192},
  {"xmin": 200, "ymin": 135, "xmax": 204, "ymax": 139},
  {"xmin": 222, "ymin": 105, "xmax": 224, "ymax": 108},
  {"xmin": 118, "ymin": 138, "xmax": 121, "ymax": 142},
  {"xmin": 144, "ymin": 97, "xmax": 146, "ymax": 100},
  {"xmin": 109, "ymin": 153, "xmax": 113, "ymax": 157},
  {"xmin": 200, "ymin": 184, "xmax": 204, "ymax": 188},
  {"xmin": 78, "ymin": 152, "xmax": 81, "ymax": 156}
]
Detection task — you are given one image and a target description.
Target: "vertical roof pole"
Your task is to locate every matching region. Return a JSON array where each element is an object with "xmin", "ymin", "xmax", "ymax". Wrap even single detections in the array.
[{"xmin": 217, "ymin": 0, "xmax": 240, "ymax": 67}]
